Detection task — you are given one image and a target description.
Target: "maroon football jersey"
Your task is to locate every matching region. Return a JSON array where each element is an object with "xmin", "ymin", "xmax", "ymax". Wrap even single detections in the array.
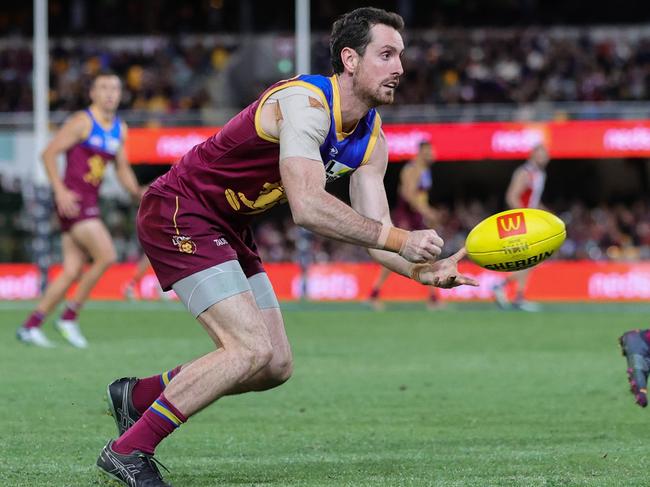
[
  {"xmin": 149, "ymin": 97, "xmax": 284, "ymax": 230},
  {"xmin": 140, "ymin": 75, "xmax": 381, "ymax": 288},
  {"xmin": 148, "ymin": 74, "xmax": 381, "ymax": 231},
  {"xmin": 63, "ymin": 109, "xmax": 122, "ymax": 208}
]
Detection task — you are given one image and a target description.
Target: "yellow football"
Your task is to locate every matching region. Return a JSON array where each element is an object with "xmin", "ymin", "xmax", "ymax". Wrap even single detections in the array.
[{"xmin": 465, "ymin": 208, "xmax": 566, "ymax": 271}]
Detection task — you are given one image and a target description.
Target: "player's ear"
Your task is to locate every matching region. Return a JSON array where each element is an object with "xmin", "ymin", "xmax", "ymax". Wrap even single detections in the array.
[{"xmin": 340, "ymin": 47, "xmax": 359, "ymax": 74}]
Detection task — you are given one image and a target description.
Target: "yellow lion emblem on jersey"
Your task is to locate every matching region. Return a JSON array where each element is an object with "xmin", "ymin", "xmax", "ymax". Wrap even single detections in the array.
[
  {"xmin": 225, "ymin": 182, "xmax": 288, "ymax": 215},
  {"xmin": 83, "ymin": 155, "xmax": 107, "ymax": 186},
  {"xmin": 172, "ymin": 235, "xmax": 197, "ymax": 254}
]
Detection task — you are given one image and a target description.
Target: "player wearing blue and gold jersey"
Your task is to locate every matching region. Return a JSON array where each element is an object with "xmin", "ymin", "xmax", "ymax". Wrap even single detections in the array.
[{"xmin": 16, "ymin": 71, "xmax": 143, "ymax": 349}]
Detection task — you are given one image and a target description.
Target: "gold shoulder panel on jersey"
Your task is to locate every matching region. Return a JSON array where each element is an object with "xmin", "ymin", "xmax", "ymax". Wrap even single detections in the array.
[
  {"xmin": 254, "ymin": 81, "xmax": 330, "ymax": 144},
  {"xmin": 329, "ymin": 75, "xmax": 359, "ymax": 141},
  {"xmin": 361, "ymin": 112, "xmax": 382, "ymax": 165}
]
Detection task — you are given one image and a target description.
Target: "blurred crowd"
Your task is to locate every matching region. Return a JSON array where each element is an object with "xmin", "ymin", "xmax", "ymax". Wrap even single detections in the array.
[
  {"xmin": 3, "ymin": 27, "xmax": 650, "ymax": 114},
  {"xmin": 393, "ymin": 29, "xmax": 650, "ymax": 106},
  {"xmin": 558, "ymin": 200, "xmax": 650, "ymax": 261},
  {"xmin": 0, "ymin": 37, "xmax": 233, "ymax": 114}
]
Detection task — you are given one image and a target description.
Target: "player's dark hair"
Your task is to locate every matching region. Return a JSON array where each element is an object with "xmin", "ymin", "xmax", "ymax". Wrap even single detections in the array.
[
  {"xmin": 330, "ymin": 7, "xmax": 404, "ymax": 74},
  {"xmin": 91, "ymin": 69, "xmax": 119, "ymax": 86}
]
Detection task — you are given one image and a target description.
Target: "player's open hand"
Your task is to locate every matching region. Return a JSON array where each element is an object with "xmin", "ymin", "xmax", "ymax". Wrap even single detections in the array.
[
  {"xmin": 410, "ymin": 247, "xmax": 479, "ymax": 288},
  {"xmin": 55, "ymin": 187, "xmax": 81, "ymax": 218},
  {"xmin": 400, "ymin": 229, "xmax": 444, "ymax": 263}
]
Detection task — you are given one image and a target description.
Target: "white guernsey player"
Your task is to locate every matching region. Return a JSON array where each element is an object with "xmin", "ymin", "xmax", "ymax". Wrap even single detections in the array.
[{"xmin": 492, "ymin": 144, "xmax": 549, "ymax": 311}]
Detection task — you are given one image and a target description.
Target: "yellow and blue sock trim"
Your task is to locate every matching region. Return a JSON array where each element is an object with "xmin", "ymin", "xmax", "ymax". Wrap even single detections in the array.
[
  {"xmin": 160, "ymin": 369, "xmax": 174, "ymax": 388},
  {"xmin": 149, "ymin": 399, "xmax": 183, "ymax": 428}
]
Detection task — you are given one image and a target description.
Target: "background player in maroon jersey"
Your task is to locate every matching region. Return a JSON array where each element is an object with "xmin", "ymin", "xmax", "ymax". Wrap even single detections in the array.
[
  {"xmin": 16, "ymin": 72, "xmax": 143, "ymax": 348},
  {"xmin": 369, "ymin": 140, "xmax": 444, "ymax": 309},
  {"xmin": 492, "ymin": 144, "xmax": 549, "ymax": 311},
  {"xmin": 96, "ymin": 9, "xmax": 478, "ymax": 486}
]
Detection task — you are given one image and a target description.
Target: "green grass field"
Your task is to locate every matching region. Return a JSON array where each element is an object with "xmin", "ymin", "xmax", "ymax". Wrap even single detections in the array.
[{"xmin": 2, "ymin": 301, "xmax": 649, "ymax": 486}]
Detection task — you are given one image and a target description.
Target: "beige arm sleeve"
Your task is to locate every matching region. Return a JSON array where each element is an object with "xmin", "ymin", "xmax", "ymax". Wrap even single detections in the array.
[{"xmin": 269, "ymin": 86, "xmax": 330, "ymax": 162}]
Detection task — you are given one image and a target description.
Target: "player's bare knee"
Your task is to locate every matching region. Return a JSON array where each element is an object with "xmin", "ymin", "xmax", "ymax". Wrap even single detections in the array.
[
  {"xmin": 61, "ymin": 265, "xmax": 82, "ymax": 283},
  {"xmin": 266, "ymin": 354, "xmax": 293, "ymax": 385},
  {"xmin": 236, "ymin": 334, "xmax": 274, "ymax": 381},
  {"xmin": 238, "ymin": 347, "xmax": 273, "ymax": 382},
  {"xmin": 96, "ymin": 251, "xmax": 117, "ymax": 269},
  {"xmin": 249, "ymin": 349, "xmax": 293, "ymax": 391},
  {"xmin": 251, "ymin": 339, "xmax": 274, "ymax": 372}
]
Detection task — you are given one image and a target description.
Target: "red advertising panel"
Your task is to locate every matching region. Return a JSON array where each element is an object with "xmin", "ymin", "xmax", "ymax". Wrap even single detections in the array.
[
  {"xmin": 383, "ymin": 121, "xmax": 551, "ymax": 161},
  {"xmin": 0, "ymin": 264, "xmax": 40, "ymax": 300},
  {"xmin": 125, "ymin": 120, "xmax": 650, "ymax": 164},
  {"xmin": 2, "ymin": 261, "xmax": 650, "ymax": 302},
  {"xmin": 127, "ymin": 127, "xmax": 219, "ymax": 164},
  {"xmin": 382, "ymin": 120, "xmax": 650, "ymax": 161}
]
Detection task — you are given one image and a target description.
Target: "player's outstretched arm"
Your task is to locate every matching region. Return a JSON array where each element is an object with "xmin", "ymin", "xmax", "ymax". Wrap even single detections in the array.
[
  {"xmin": 349, "ymin": 134, "xmax": 476, "ymax": 288},
  {"xmin": 42, "ymin": 111, "xmax": 90, "ymax": 218},
  {"xmin": 281, "ymin": 154, "xmax": 443, "ymax": 263},
  {"xmin": 281, "ymin": 156, "xmax": 379, "ymax": 244},
  {"xmin": 273, "ymin": 89, "xmax": 441, "ymax": 263}
]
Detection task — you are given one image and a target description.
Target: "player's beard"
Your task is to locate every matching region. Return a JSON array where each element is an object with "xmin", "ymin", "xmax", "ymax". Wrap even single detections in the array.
[{"xmin": 352, "ymin": 70, "xmax": 396, "ymax": 108}]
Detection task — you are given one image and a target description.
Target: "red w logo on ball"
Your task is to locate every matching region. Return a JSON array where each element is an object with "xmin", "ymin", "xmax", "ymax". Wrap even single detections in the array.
[{"xmin": 496, "ymin": 212, "xmax": 527, "ymax": 239}]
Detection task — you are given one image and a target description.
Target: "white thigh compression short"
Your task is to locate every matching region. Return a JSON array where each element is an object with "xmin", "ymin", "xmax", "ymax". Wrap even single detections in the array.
[{"xmin": 172, "ymin": 260, "xmax": 279, "ymax": 317}]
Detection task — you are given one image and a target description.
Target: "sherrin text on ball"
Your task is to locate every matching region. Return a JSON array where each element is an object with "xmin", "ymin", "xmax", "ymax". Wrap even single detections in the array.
[{"xmin": 465, "ymin": 208, "xmax": 566, "ymax": 271}]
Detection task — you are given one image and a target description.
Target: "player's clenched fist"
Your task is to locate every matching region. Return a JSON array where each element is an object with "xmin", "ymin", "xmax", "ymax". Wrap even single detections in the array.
[
  {"xmin": 377, "ymin": 225, "xmax": 443, "ymax": 263},
  {"xmin": 399, "ymin": 229, "xmax": 444, "ymax": 263}
]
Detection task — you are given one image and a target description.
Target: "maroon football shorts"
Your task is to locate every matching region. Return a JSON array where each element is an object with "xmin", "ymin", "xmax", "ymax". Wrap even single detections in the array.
[
  {"xmin": 137, "ymin": 190, "xmax": 264, "ymax": 291},
  {"xmin": 57, "ymin": 202, "xmax": 102, "ymax": 232}
]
